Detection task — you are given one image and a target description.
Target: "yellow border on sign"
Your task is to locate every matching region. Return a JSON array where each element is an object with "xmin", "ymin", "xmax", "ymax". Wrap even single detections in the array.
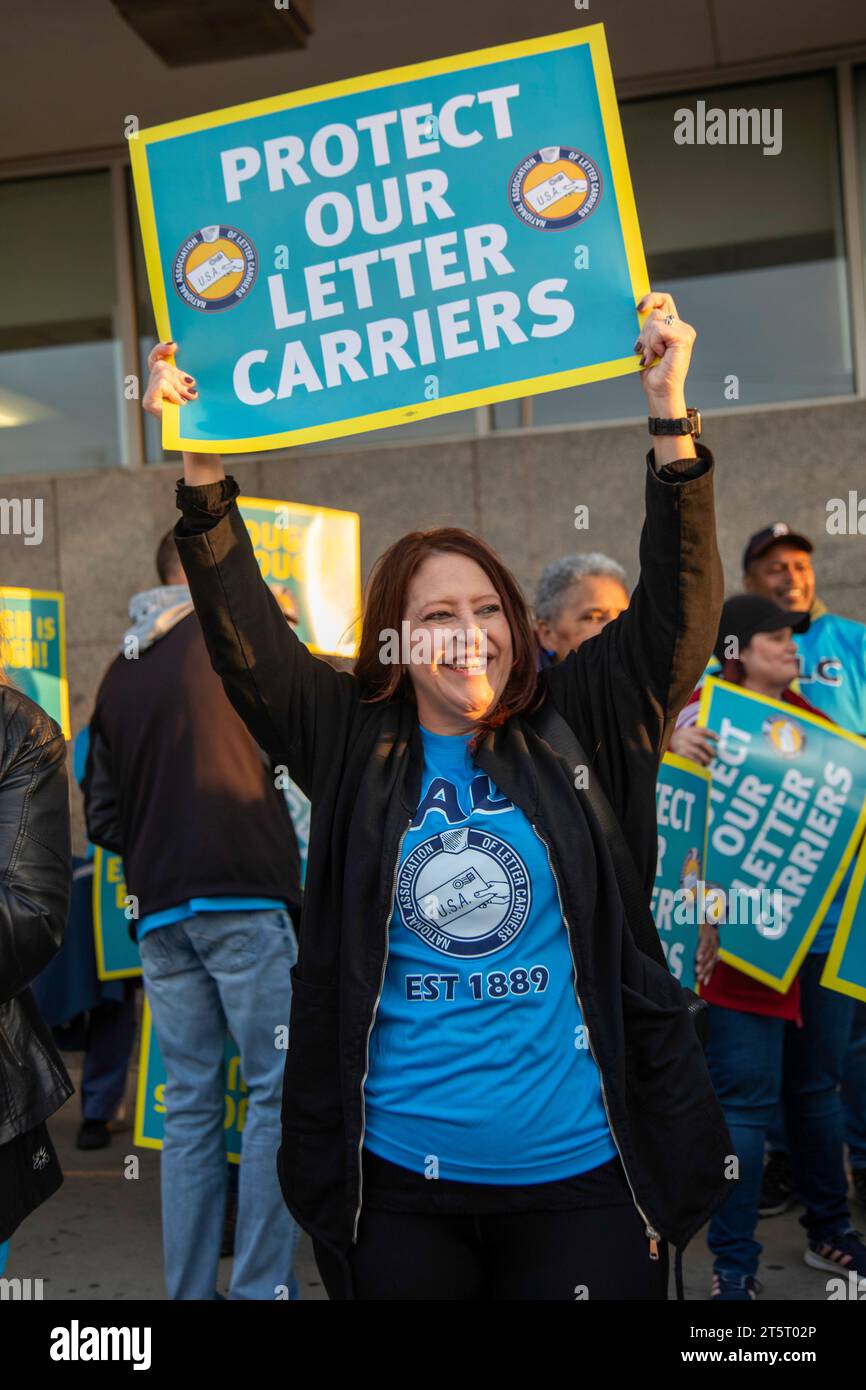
[
  {"xmin": 134, "ymin": 998, "xmax": 242, "ymax": 1163},
  {"xmin": 92, "ymin": 845, "xmax": 142, "ymax": 981},
  {"xmin": 133, "ymin": 998, "xmax": 162, "ymax": 1153},
  {"xmin": 660, "ymin": 749, "xmax": 712, "ymax": 882},
  {"xmin": 238, "ymin": 494, "xmax": 361, "ymax": 656},
  {"xmin": 0, "ymin": 586, "xmax": 71, "ymax": 737},
  {"xmin": 129, "ymin": 23, "xmax": 649, "ymax": 454},
  {"xmin": 696, "ymin": 677, "xmax": 866, "ymax": 991},
  {"xmin": 658, "ymin": 751, "xmax": 712, "ymax": 985},
  {"xmin": 821, "ymin": 835, "xmax": 866, "ymax": 1003}
]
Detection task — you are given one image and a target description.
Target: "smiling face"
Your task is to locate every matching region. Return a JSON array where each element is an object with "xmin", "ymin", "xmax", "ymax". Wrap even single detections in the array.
[
  {"xmin": 745, "ymin": 542, "xmax": 815, "ymax": 613},
  {"xmin": 740, "ymin": 627, "xmax": 800, "ymax": 696},
  {"xmin": 536, "ymin": 574, "xmax": 629, "ymax": 662},
  {"xmin": 403, "ymin": 551, "xmax": 514, "ymax": 734}
]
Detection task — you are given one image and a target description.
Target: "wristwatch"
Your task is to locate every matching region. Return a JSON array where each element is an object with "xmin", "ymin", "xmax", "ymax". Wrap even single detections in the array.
[{"xmin": 647, "ymin": 408, "xmax": 701, "ymax": 439}]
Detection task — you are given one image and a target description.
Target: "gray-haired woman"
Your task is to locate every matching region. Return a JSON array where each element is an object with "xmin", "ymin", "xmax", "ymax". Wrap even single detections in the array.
[{"xmin": 535, "ymin": 553, "xmax": 629, "ymax": 663}]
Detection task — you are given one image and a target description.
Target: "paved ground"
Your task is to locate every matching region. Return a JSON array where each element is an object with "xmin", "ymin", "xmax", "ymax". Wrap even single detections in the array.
[{"xmin": 7, "ymin": 1042, "xmax": 864, "ymax": 1302}]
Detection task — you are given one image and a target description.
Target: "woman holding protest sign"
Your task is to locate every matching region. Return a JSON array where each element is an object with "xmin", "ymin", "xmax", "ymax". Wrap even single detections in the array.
[
  {"xmin": 671, "ymin": 595, "xmax": 866, "ymax": 1299},
  {"xmin": 142, "ymin": 290, "xmax": 731, "ymax": 1301}
]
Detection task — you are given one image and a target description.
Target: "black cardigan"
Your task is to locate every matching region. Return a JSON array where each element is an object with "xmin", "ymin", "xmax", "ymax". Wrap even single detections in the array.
[{"xmin": 172, "ymin": 445, "xmax": 731, "ymax": 1264}]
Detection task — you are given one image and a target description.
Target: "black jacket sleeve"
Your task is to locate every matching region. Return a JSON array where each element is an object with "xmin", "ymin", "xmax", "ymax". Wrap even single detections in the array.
[
  {"xmin": 82, "ymin": 711, "xmax": 124, "ymax": 855},
  {"xmin": 542, "ymin": 445, "xmax": 723, "ymax": 865},
  {"xmin": 172, "ymin": 476, "xmax": 360, "ymax": 800},
  {"xmin": 0, "ymin": 691, "xmax": 72, "ymax": 1005}
]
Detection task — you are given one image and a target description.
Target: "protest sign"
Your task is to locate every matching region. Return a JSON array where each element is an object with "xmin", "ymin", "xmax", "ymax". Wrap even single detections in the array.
[
  {"xmin": 92, "ymin": 847, "xmax": 142, "ymax": 981},
  {"xmin": 696, "ymin": 677, "xmax": 866, "ymax": 991},
  {"xmin": 237, "ymin": 495, "xmax": 359, "ymax": 655},
  {"xmin": 822, "ymin": 837, "xmax": 866, "ymax": 1003},
  {"xmin": 130, "ymin": 24, "xmax": 648, "ymax": 452},
  {"xmin": 0, "ymin": 587, "xmax": 70, "ymax": 736},
  {"xmin": 134, "ymin": 1000, "xmax": 245, "ymax": 1163},
  {"xmin": 651, "ymin": 752, "xmax": 711, "ymax": 992}
]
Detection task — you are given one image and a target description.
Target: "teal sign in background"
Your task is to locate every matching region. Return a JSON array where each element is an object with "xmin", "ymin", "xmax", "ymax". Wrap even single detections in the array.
[
  {"xmin": 652, "ymin": 755, "xmax": 709, "ymax": 992},
  {"xmin": 823, "ymin": 838, "xmax": 866, "ymax": 1002},
  {"xmin": 700, "ymin": 679, "xmax": 866, "ymax": 990},
  {"xmin": 137, "ymin": 32, "xmax": 644, "ymax": 445},
  {"xmin": 0, "ymin": 590, "xmax": 69, "ymax": 735},
  {"xmin": 93, "ymin": 848, "xmax": 142, "ymax": 980},
  {"xmin": 136, "ymin": 1013, "xmax": 246, "ymax": 1163}
]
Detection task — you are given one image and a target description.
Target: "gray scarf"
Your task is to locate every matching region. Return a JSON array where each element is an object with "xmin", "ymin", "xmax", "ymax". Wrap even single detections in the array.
[{"xmin": 122, "ymin": 585, "xmax": 194, "ymax": 653}]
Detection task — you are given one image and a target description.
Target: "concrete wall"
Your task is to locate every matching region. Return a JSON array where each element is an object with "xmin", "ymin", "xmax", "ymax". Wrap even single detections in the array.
[{"xmin": 3, "ymin": 395, "xmax": 865, "ymax": 850}]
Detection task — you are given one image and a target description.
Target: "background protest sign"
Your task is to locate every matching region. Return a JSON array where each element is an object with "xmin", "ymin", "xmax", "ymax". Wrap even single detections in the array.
[
  {"xmin": 651, "ymin": 752, "xmax": 710, "ymax": 992},
  {"xmin": 134, "ymin": 1000, "xmax": 246, "ymax": 1164},
  {"xmin": 822, "ymin": 837, "xmax": 866, "ymax": 1003},
  {"xmin": 237, "ymin": 495, "xmax": 359, "ymax": 656},
  {"xmin": 0, "ymin": 587, "xmax": 70, "ymax": 736},
  {"xmin": 697, "ymin": 677, "xmax": 866, "ymax": 991},
  {"xmin": 92, "ymin": 847, "xmax": 142, "ymax": 982},
  {"xmin": 130, "ymin": 24, "xmax": 648, "ymax": 452}
]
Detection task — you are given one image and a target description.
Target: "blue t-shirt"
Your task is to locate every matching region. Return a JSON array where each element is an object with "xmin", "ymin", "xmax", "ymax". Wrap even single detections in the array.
[
  {"xmin": 137, "ymin": 897, "xmax": 286, "ymax": 939},
  {"xmin": 363, "ymin": 726, "xmax": 616, "ymax": 1184}
]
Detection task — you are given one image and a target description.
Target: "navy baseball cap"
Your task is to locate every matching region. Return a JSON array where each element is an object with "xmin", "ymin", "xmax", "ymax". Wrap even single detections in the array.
[{"xmin": 743, "ymin": 522, "xmax": 813, "ymax": 572}]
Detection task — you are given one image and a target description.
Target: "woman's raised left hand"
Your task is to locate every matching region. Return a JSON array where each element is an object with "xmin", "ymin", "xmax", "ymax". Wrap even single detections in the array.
[{"xmin": 634, "ymin": 291, "xmax": 696, "ymax": 415}]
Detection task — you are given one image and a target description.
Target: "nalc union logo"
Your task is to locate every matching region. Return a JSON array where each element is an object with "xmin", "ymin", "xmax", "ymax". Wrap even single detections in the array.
[
  {"xmin": 508, "ymin": 145, "xmax": 602, "ymax": 230},
  {"xmin": 397, "ymin": 826, "xmax": 531, "ymax": 958},
  {"xmin": 762, "ymin": 716, "xmax": 806, "ymax": 759},
  {"xmin": 172, "ymin": 224, "xmax": 258, "ymax": 311}
]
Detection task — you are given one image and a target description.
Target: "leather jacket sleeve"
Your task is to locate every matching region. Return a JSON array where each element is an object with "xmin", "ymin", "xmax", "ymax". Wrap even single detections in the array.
[
  {"xmin": 81, "ymin": 713, "xmax": 123, "ymax": 855},
  {"xmin": 0, "ymin": 688, "xmax": 72, "ymax": 1005}
]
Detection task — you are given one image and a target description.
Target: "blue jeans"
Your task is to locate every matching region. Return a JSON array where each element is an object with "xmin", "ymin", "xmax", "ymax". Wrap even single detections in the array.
[
  {"xmin": 842, "ymin": 1001, "xmax": 866, "ymax": 1170},
  {"xmin": 706, "ymin": 1003, "xmax": 785, "ymax": 1283},
  {"xmin": 782, "ymin": 953, "xmax": 854, "ymax": 1240},
  {"xmin": 81, "ymin": 983, "xmax": 138, "ymax": 1122},
  {"xmin": 139, "ymin": 908, "xmax": 300, "ymax": 1300}
]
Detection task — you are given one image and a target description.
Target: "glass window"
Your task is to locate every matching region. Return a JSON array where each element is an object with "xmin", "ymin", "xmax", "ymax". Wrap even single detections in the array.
[
  {"xmin": 534, "ymin": 72, "xmax": 853, "ymax": 427},
  {"xmin": 131, "ymin": 194, "xmax": 479, "ymax": 462},
  {"xmin": 0, "ymin": 171, "xmax": 122, "ymax": 474}
]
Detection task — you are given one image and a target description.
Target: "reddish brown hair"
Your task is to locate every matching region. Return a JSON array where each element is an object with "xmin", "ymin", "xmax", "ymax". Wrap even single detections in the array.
[{"xmin": 354, "ymin": 527, "xmax": 541, "ymax": 733}]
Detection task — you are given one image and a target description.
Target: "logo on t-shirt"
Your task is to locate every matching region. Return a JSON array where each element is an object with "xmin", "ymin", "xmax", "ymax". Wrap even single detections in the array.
[{"xmin": 396, "ymin": 826, "xmax": 531, "ymax": 958}]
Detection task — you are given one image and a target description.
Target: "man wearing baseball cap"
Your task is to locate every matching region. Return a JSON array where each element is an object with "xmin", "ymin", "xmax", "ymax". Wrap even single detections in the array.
[{"xmin": 742, "ymin": 523, "xmax": 866, "ymax": 1228}]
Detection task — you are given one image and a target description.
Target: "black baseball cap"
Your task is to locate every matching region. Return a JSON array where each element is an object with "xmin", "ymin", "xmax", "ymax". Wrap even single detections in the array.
[
  {"xmin": 713, "ymin": 595, "xmax": 810, "ymax": 663},
  {"xmin": 743, "ymin": 522, "xmax": 813, "ymax": 572}
]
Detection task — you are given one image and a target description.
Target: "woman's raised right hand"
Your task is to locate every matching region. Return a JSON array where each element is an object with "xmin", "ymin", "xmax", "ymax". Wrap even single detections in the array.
[
  {"xmin": 142, "ymin": 341, "xmax": 224, "ymax": 484},
  {"xmin": 142, "ymin": 341, "xmax": 198, "ymax": 417}
]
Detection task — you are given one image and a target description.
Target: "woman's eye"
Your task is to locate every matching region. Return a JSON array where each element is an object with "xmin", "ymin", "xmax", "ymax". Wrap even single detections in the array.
[
  {"xmin": 423, "ymin": 611, "xmax": 451, "ymax": 622},
  {"xmin": 478, "ymin": 604, "xmax": 501, "ymax": 616}
]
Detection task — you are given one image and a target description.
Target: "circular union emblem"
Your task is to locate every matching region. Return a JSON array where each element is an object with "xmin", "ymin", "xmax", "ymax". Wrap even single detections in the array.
[
  {"xmin": 397, "ymin": 826, "xmax": 531, "ymax": 958},
  {"xmin": 172, "ymin": 224, "xmax": 258, "ymax": 311},
  {"xmin": 762, "ymin": 716, "xmax": 806, "ymax": 759},
  {"xmin": 508, "ymin": 145, "xmax": 602, "ymax": 230}
]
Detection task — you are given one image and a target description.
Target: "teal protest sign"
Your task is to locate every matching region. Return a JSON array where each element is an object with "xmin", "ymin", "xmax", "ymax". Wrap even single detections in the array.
[
  {"xmin": 0, "ymin": 588, "xmax": 70, "ymax": 736},
  {"xmin": 697, "ymin": 678, "xmax": 866, "ymax": 991},
  {"xmin": 130, "ymin": 25, "xmax": 648, "ymax": 453},
  {"xmin": 134, "ymin": 1001, "xmax": 246, "ymax": 1163},
  {"xmin": 651, "ymin": 753, "xmax": 711, "ymax": 992},
  {"xmin": 822, "ymin": 837, "xmax": 866, "ymax": 1003},
  {"xmin": 92, "ymin": 847, "xmax": 141, "ymax": 981}
]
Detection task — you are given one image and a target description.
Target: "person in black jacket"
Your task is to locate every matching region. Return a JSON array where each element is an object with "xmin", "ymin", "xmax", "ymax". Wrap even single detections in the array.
[
  {"xmin": 83, "ymin": 533, "xmax": 304, "ymax": 1301},
  {"xmin": 143, "ymin": 290, "xmax": 732, "ymax": 1301},
  {"xmin": 0, "ymin": 674, "xmax": 72, "ymax": 1260}
]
